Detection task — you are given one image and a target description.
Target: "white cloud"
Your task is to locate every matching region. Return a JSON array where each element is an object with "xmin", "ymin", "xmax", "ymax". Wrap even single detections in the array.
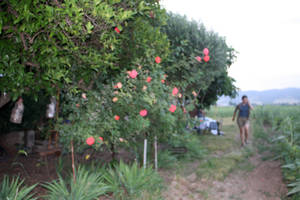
[{"xmin": 161, "ymin": 0, "xmax": 300, "ymax": 91}]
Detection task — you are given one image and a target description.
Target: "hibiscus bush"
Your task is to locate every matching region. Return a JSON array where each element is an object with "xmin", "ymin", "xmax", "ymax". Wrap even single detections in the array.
[
  {"xmin": 57, "ymin": 55, "xmax": 189, "ymax": 164},
  {"xmin": 1, "ymin": 0, "xmax": 237, "ymax": 172}
]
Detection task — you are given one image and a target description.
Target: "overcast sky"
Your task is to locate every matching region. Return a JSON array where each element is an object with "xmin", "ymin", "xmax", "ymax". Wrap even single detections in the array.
[{"xmin": 161, "ymin": 0, "xmax": 300, "ymax": 91}]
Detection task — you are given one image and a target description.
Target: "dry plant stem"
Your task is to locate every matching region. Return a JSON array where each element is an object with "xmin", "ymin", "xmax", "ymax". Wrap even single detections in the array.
[{"xmin": 71, "ymin": 140, "xmax": 76, "ymax": 183}]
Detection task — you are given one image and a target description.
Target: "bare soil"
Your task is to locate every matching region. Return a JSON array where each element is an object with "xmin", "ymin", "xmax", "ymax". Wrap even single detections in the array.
[{"xmin": 162, "ymin": 154, "xmax": 287, "ymax": 200}]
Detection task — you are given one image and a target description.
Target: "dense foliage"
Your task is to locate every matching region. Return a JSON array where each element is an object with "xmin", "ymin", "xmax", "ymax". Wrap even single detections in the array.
[
  {"xmin": 0, "ymin": 0, "xmax": 237, "ymax": 165},
  {"xmin": 0, "ymin": 0, "xmax": 164, "ymax": 99},
  {"xmin": 163, "ymin": 13, "xmax": 237, "ymax": 109}
]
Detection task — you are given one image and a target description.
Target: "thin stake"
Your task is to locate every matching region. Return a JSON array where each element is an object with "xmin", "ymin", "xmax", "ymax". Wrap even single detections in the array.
[
  {"xmin": 143, "ymin": 139, "xmax": 147, "ymax": 169},
  {"xmin": 154, "ymin": 136, "xmax": 158, "ymax": 170},
  {"xmin": 71, "ymin": 140, "xmax": 76, "ymax": 183}
]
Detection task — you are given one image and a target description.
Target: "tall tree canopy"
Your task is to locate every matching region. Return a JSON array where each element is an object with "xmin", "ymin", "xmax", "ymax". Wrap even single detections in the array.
[
  {"xmin": 0, "ymin": 1, "xmax": 237, "ymax": 153},
  {"xmin": 0, "ymin": 0, "xmax": 165, "ymax": 100},
  {"xmin": 162, "ymin": 13, "xmax": 237, "ymax": 109}
]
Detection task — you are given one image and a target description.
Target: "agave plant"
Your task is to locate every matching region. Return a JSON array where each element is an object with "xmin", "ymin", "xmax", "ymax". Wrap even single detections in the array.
[
  {"xmin": 103, "ymin": 161, "xmax": 163, "ymax": 200},
  {"xmin": 288, "ymin": 178, "xmax": 300, "ymax": 196},
  {"xmin": 43, "ymin": 166, "xmax": 108, "ymax": 200},
  {"xmin": 0, "ymin": 175, "xmax": 36, "ymax": 200}
]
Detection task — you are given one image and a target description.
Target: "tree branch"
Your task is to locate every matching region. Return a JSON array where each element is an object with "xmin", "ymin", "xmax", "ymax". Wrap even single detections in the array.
[
  {"xmin": 19, "ymin": 32, "xmax": 28, "ymax": 50},
  {"xmin": 25, "ymin": 61, "xmax": 40, "ymax": 68},
  {"xmin": 88, "ymin": 71, "xmax": 101, "ymax": 90},
  {"xmin": 29, "ymin": 29, "xmax": 45, "ymax": 44}
]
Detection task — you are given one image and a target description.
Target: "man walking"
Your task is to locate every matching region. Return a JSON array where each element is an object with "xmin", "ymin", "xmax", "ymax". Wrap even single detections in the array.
[{"xmin": 232, "ymin": 95, "xmax": 253, "ymax": 146}]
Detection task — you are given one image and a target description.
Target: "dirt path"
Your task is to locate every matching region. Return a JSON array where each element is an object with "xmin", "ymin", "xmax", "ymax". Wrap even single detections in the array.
[{"xmin": 161, "ymin": 118, "xmax": 287, "ymax": 200}]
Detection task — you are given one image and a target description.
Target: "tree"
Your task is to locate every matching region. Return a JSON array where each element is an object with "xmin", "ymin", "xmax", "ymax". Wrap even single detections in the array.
[
  {"xmin": 162, "ymin": 13, "xmax": 237, "ymax": 109},
  {"xmin": 0, "ymin": 0, "xmax": 162, "ymax": 100}
]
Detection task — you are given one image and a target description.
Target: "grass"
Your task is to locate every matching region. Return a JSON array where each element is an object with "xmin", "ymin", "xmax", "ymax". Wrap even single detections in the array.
[
  {"xmin": 197, "ymin": 154, "xmax": 241, "ymax": 180},
  {"xmin": 206, "ymin": 106, "xmax": 235, "ymax": 119},
  {"xmin": 164, "ymin": 113, "xmax": 258, "ymax": 183},
  {"xmin": 200, "ymin": 117, "xmax": 239, "ymax": 153},
  {"xmin": 161, "ymin": 105, "xmax": 299, "ymax": 199},
  {"xmin": 195, "ymin": 115, "xmax": 256, "ymax": 181}
]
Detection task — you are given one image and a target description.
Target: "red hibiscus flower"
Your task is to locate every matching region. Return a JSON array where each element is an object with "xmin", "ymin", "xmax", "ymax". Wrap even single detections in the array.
[
  {"xmin": 146, "ymin": 77, "xmax": 152, "ymax": 83},
  {"xmin": 114, "ymin": 27, "xmax": 120, "ymax": 33},
  {"xmin": 203, "ymin": 55, "xmax": 210, "ymax": 62},
  {"xmin": 129, "ymin": 70, "xmax": 138, "ymax": 79},
  {"xmin": 195, "ymin": 56, "xmax": 202, "ymax": 62},
  {"xmin": 172, "ymin": 87, "xmax": 179, "ymax": 96},
  {"xmin": 161, "ymin": 79, "xmax": 165, "ymax": 84},
  {"xmin": 99, "ymin": 137, "xmax": 104, "ymax": 142},
  {"xmin": 114, "ymin": 115, "xmax": 120, "ymax": 121},
  {"xmin": 169, "ymin": 104, "xmax": 177, "ymax": 113},
  {"xmin": 203, "ymin": 48, "xmax": 209, "ymax": 55},
  {"xmin": 140, "ymin": 109, "xmax": 148, "ymax": 117},
  {"xmin": 155, "ymin": 56, "xmax": 161, "ymax": 64},
  {"xmin": 86, "ymin": 137, "xmax": 95, "ymax": 146}
]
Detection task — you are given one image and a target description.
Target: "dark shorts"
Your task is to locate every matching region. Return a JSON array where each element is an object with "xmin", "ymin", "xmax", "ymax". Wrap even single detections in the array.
[{"xmin": 237, "ymin": 117, "xmax": 249, "ymax": 128}]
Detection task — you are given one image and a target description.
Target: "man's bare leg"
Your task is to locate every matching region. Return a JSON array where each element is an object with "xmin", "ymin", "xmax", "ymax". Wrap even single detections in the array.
[
  {"xmin": 239, "ymin": 127, "xmax": 245, "ymax": 146},
  {"xmin": 244, "ymin": 125, "xmax": 249, "ymax": 144}
]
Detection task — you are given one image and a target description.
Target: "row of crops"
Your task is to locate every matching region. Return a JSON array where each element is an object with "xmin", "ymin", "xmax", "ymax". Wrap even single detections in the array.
[
  {"xmin": 252, "ymin": 105, "xmax": 300, "ymax": 199},
  {"xmin": 207, "ymin": 105, "xmax": 300, "ymax": 199}
]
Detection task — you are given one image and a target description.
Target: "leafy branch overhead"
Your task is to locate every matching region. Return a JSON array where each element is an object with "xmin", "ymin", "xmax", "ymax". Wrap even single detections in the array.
[{"xmin": 0, "ymin": 0, "xmax": 160, "ymax": 99}]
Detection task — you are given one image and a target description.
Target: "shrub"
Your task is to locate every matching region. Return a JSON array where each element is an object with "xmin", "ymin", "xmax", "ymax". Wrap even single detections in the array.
[
  {"xmin": 157, "ymin": 150, "xmax": 178, "ymax": 169},
  {"xmin": 103, "ymin": 161, "xmax": 163, "ymax": 200},
  {"xmin": 167, "ymin": 133, "xmax": 206, "ymax": 160},
  {"xmin": 43, "ymin": 166, "xmax": 108, "ymax": 200},
  {"xmin": 0, "ymin": 175, "xmax": 36, "ymax": 200}
]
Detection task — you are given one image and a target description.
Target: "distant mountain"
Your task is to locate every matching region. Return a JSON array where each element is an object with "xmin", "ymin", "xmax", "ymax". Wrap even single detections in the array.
[{"xmin": 217, "ymin": 88, "xmax": 300, "ymax": 106}]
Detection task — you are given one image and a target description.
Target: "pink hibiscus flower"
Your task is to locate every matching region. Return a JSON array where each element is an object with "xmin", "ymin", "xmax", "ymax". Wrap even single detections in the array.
[
  {"xmin": 195, "ymin": 56, "xmax": 202, "ymax": 62},
  {"xmin": 129, "ymin": 70, "xmax": 138, "ymax": 79},
  {"xmin": 155, "ymin": 56, "xmax": 161, "ymax": 64},
  {"xmin": 146, "ymin": 77, "xmax": 152, "ymax": 83},
  {"xmin": 140, "ymin": 109, "xmax": 148, "ymax": 117},
  {"xmin": 203, "ymin": 48, "xmax": 209, "ymax": 55},
  {"xmin": 172, "ymin": 87, "xmax": 179, "ymax": 96},
  {"xmin": 86, "ymin": 137, "xmax": 95, "ymax": 146},
  {"xmin": 169, "ymin": 105, "xmax": 177, "ymax": 113},
  {"xmin": 203, "ymin": 55, "xmax": 210, "ymax": 62},
  {"xmin": 114, "ymin": 27, "xmax": 120, "ymax": 33}
]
